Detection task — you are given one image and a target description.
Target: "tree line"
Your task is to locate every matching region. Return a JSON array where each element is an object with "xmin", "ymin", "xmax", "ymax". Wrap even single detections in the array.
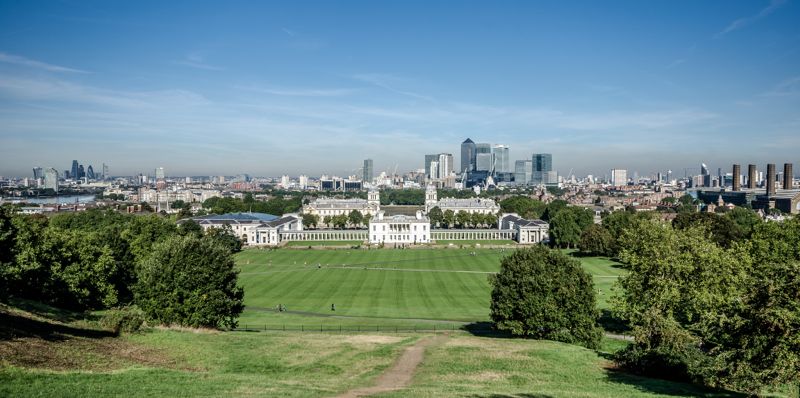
[{"xmin": 0, "ymin": 207, "xmax": 245, "ymax": 329}]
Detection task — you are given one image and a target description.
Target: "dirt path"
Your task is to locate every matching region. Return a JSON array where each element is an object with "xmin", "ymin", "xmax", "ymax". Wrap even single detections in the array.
[{"xmin": 334, "ymin": 334, "xmax": 447, "ymax": 398}]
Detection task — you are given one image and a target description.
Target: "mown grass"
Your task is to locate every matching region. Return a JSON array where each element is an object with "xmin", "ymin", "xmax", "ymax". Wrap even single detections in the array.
[
  {"xmin": 432, "ymin": 239, "xmax": 518, "ymax": 246},
  {"xmin": 235, "ymin": 248, "xmax": 625, "ymax": 327},
  {"xmin": 283, "ymin": 240, "xmax": 364, "ymax": 247}
]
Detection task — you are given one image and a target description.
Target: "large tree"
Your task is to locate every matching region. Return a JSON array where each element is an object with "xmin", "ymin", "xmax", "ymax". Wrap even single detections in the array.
[
  {"xmin": 348, "ymin": 210, "xmax": 364, "ymax": 228},
  {"xmin": 578, "ymin": 224, "xmax": 613, "ymax": 256},
  {"xmin": 135, "ymin": 235, "xmax": 244, "ymax": 329},
  {"xmin": 490, "ymin": 246, "xmax": 602, "ymax": 349},
  {"xmin": 499, "ymin": 196, "xmax": 546, "ymax": 219}
]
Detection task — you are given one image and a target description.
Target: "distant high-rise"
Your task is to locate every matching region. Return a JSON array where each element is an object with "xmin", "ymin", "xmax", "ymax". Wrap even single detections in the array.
[
  {"xmin": 102, "ymin": 163, "xmax": 109, "ymax": 180},
  {"xmin": 438, "ymin": 153, "xmax": 453, "ymax": 178},
  {"xmin": 611, "ymin": 169, "xmax": 627, "ymax": 187},
  {"xmin": 491, "ymin": 145, "xmax": 510, "ymax": 173},
  {"xmin": 767, "ymin": 163, "xmax": 776, "ymax": 196},
  {"xmin": 44, "ymin": 168, "xmax": 58, "ymax": 193},
  {"xmin": 155, "ymin": 167, "xmax": 165, "ymax": 180},
  {"xmin": 71, "ymin": 160, "xmax": 79, "ymax": 180},
  {"xmin": 476, "ymin": 153, "xmax": 494, "ymax": 172},
  {"xmin": 424, "ymin": 154, "xmax": 438, "ymax": 178},
  {"xmin": 32, "ymin": 167, "xmax": 43, "ymax": 180},
  {"xmin": 514, "ymin": 160, "xmax": 532, "ymax": 185},
  {"xmin": 77, "ymin": 164, "xmax": 85, "ymax": 179},
  {"xmin": 86, "ymin": 165, "xmax": 95, "ymax": 180},
  {"xmin": 784, "ymin": 163, "xmax": 793, "ymax": 189},
  {"xmin": 475, "ymin": 143, "xmax": 491, "ymax": 155},
  {"xmin": 748, "ymin": 164, "xmax": 757, "ymax": 189},
  {"xmin": 460, "ymin": 138, "xmax": 476, "ymax": 174},
  {"xmin": 363, "ymin": 159, "xmax": 373, "ymax": 183},
  {"xmin": 732, "ymin": 164, "xmax": 741, "ymax": 191},
  {"xmin": 532, "ymin": 153, "xmax": 552, "ymax": 184},
  {"xmin": 429, "ymin": 160, "xmax": 439, "ymax": 179}
]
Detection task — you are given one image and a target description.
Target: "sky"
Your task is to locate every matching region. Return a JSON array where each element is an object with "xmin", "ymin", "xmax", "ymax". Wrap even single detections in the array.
[{"xmin": 0, "ymin": 0, "xmax": 799, "ymax": 178}]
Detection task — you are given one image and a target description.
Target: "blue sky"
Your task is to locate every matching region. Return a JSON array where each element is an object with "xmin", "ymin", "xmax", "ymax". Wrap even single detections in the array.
[{"xmin": 0, "ymin": 0, "xmax": 798, "ymax": 178}]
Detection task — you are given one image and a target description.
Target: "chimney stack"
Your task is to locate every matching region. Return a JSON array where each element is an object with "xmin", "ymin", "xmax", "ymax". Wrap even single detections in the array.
[
  {"xmin": 732, "ymin": 164, "xmax": 741, "ymax": 191},
  {"xmin": 784, "ymin": 163, "xmax": 793, "ymax": 190},
  {"xmin": 748, "ymin": 164, "xmax": 757, "ymax": 189},
  {"xmin": 767, "ymin": 163, "xmax": 776, "ymax": 196}
]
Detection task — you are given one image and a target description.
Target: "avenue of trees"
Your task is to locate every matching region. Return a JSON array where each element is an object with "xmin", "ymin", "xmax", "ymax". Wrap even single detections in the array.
[
  {"xmin": 202, "ymin": 194, "xmax": 301, "ymax": 216},
  {"xmin": 427, "ymin": 207, "xmax": 498, "ymax": 229},
  {"xmin": 0, "ymin": 207, "xmax": 245, "ymax": 329}
]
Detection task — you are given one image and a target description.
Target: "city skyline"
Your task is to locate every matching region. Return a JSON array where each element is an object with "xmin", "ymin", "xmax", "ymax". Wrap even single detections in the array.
[{"xmin": 1, "ymin": 1, "xmax": 799, "ymax": 177}]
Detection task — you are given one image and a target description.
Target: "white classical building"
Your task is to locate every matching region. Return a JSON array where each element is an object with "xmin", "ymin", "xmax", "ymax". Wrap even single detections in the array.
[
  {"xmin": 184, "ymin": 212, "xmax": 302, "ymax": 246},
  {"xmin": 424, "ymin": 185, "xmax": 500, "ymax": 214},
  {"xmin": 369, "ymin": 210, "xmax": 430, "ymax": 244},
  {"xmin": 499, "ymin": 213, "xmax": 549, "ymax": 244},
  {"xmin": 303, "ymin": 190, "xmax": 380, "ymax": 218}
]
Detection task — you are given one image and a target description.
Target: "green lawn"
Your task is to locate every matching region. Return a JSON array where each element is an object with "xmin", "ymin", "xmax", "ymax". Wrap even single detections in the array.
[
  {"xmin": 432, "ymin": 239, "xmax": 517, "ymax": 246},
  {"xmin": 283, "ymin": 240, "xmax": 364, "ymax": 247},
  {"xmin": 235, "ymin": 248, "xmax": 625, "ymax": 327}
]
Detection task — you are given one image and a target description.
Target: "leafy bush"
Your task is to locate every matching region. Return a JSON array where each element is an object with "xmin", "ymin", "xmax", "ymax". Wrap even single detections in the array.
[
  {"xmin": 490, "ymin": 245, "xmax": 602, "ymax": 349},
  {"xmin": 135, "ymin": 235, "xmax": 244, "ymax": 329},
  {"xmin": 101, "ymin": 305, "xmax": 146, "ymax": 334}
]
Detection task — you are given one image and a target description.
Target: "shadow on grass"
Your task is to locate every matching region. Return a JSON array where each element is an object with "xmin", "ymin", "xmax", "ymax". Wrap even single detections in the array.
[
  {"xmin": 604, "ymin": 368, "xmax": 744, "ymax": 398},
  {"xmin": 462, "ymin": 321, "xmax": 513, "ymax": 339},
  {"xmin": 467, "ymin": 394, "xmax": 554, "ymax": 398},
  {"xmin": 598, "ymin": 309, "xmax": 630, "ymax": 334},
  {"xmin": 0, "ymin": 307, "xmax": 115, "ymax": 341}
]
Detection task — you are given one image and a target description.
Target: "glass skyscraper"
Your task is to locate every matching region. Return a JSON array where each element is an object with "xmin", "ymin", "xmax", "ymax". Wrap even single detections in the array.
[
  {"xmin": 532, "ymin": 153, "xmax": 553, "ymax": 184},
  {"xmin": 460, "ymin": 138, "xmax": 476, "ymax": 174},
  {"xmin": 363, "ymin": 159, "xmax": 373, "ymax": 183}
]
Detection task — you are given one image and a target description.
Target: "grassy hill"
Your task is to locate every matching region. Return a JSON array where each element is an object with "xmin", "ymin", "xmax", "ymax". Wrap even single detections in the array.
[{"xmin": 0, "ymin": 300, "xmax": 741, "ymax": 397}]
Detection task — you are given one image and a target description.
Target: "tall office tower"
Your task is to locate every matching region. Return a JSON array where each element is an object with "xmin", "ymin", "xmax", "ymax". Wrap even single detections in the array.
[
  {"xmin": 460, "ymin": 138, "xmax": 477, "ymax": 173},
  {"xmin": 611, "ymin": 169, "xmax": 627, "ymax": 187},
  {"xmin": 766, "ymin": 164, "xmax": 776, "ymax": 196},
  {"xmin": 64, "ymin": 170, "xmax": 70, "ymax": 179},
  {"xmin": 71, "ymin": 160, "xmax": 79, "ymax": 181},
  {"xmin": 77, "ymin": 164, "xmax": 85, "ymax": 179},
  {"xmin": 476, "ymin": 153, "xmax": 494, "ymax": 172},
  {"xmin": 700, "ymin": 163, "xmax": 711, "ymax": 187},
  {"xmin": 86, "ymin": 165, "xmax": 95, "ymax": 180},
  {"xmin": 748, "ymin": 164, "xmax": 757, "ymax": 189},
  {"xmin": 298, "ymin": 175, "xmax": 308, "ymax": 189},
  {"xmin": 532, "ymin": 153, "xmax": 553, "ymax": 184},
  {"xmin": 363, "ymin": 159, "xmax": 373, "ymax": 183},
  {"xmin": 475, "ymin": 142, "xmax": 492, "ymax": 155},
  {"xmin": 732, "ymin": 164, "xmax": 741, "ymax": 191},
  {"xmin": 155, "ymin": 167, "xmax": 165, "ymax": 180},
  {"xmin": 438, "ymin": 153, "xmax": 453, "ymax": 178},
  {"xmin": 429, "ymin": 161, "xmax": 439, "ymax": 180},
  {"xmin": 32, "ymin": 167, "xmax": 43, "ymax": 179},
  {"xmin": 44, "ymin": 168, "xmax": 59, "ymax": 193},
  {"xmin": 491, "ymin": 145, "xmax": 510, "ymax": 173},
  {"xmin": 514, "ymin": 160, "xmax": 532, "ymax": 185},
  {"xmin": 784, "ymin": 163, "xmax": 793, "ymax": 189},
  {"xmin": 102, "ymin": 163, "xmax": 109, "ymax": 180},
  {"xmin": 424, "ymin": 154, "xmax": 438, "ymax": 178}
]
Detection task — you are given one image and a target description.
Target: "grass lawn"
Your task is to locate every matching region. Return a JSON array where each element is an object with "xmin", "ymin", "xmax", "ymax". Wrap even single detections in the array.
[
  {"xmin": 283, "ymin": 240, "xmax": 364, "ymax": 247},
  {"xmin": 235, "ymin": 248, "xmax": 625, "ymax": 328},
  {"xmin": 432, "ymin": 239, "xmax": 517, "ymax": 246}
]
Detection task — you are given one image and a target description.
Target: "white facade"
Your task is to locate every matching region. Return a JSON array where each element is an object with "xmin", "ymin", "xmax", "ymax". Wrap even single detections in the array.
[
  {"xmin": 499, "ymin": 213, "xmax": 549, "ymax": 244},
  {"xmin": 303, "ymin": 190, "xmax": 380, "ymax": 218},
  {"xmin": 185, "ymin": 212, "xmax": 302, "ymax": 246},
  {"xmin": 424, "ymin": 185, "xmax": 500, "ymax": 214},
  {"xmin": 492, "ymin": 144, "xmax": 510, "ymax": 173},
  {"xmin": 44, "ymin": 168, "xmax": 59, "ymax": 192},
  {"xmin": 369, "ymin": 210, "xmax": 430, "ymax": 244}
]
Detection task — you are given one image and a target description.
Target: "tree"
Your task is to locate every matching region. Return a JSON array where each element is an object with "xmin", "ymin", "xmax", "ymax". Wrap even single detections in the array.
[
  {"xmin": 672, "ymin": 212, "xmax": 744, "ymax": 248},
  {"xmin": 499, "ymin": 196, "xmax": 546, "ymax": 219},
  {"xmin": 178, "ymin": 219, "xmax": 203, "ymax": 237},
  {"xmin": 332, "ymin": 214, "xmax": 348, "ymax": 230},
  {"xmin": 542, "ymin": 200, "xmax": 568, "ymax": 221},
  {"xmin": 724, "ymin": 207, "xmax": 761, "ymax": 238},
  {"xmin": 205, "ymin": 225, "xmax": 243, "ymax": 253},
  {"xmin": 348, "ymin": 210, "xmax": 364, "ymax": 228},
  {"xmin": 135, "ymin": 235, "xmax": 244, "ymax": 329},
  {"xmin": 443, "ymin": 209, "xmax": 455, "ymax": 229},
  {"xmin": 302, "ymin": 213, "xmax": 319, "ymax": 229},
  {"xmin": 490, "ymin": 246, "xmax": 602, "ymax": 349},
  {"xmin": 456, "ymin": 211, "xmax": 471, "ymax": 228},
  {"xmin": 428, "ymin": 206, "xmax": 443, "ymax": 227},
  {"xmin": 363, "ymin": 213, "xmax": 372, "ymax": 226},
  {"xmin": 170, "ymin": 200, "xmax": 187, "ymax": 210},
  {"xmin": 323, "ymin": 215, "xmax": 332, "ymax": 227},
  {"xmin": 578, "ymin": 224, "xmax": 613, "ymax": 256},
  {"xmin": 548, "ymin": 209, "xmax": 582, "ymax": 248}
]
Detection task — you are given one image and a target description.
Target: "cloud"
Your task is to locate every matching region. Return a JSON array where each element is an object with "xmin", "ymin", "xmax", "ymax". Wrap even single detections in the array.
[
  {"xmin": 281, "ymin": 27, "xmax": 296, "ymax": 37},
  {"xmin": 760, "ymin": 76, "xmax": 800, "ymax": 97},
  {"xmin": 352, "ymin": 73, "xmax": 436, "ymax": 102},
  {"xmin": 236, "ymin": 85, "xmax": 356, "ymax": 97},
  {"xmin": 175, "ymin": 53, "xmax": 223, "ymax": 71},
  {"xmin": 716, "ymin": 0, "xmax": 787, "ymax": 38},
  {"xmin": 0, "ymin": 52, "xmax": 88, "ymax": 73},
  {"xmin": 665, "ymin": 59, "xmax": 686, "ymax": 69}
]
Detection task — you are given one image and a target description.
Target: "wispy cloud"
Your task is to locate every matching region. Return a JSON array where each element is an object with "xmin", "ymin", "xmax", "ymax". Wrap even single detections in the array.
[
  {"xmin": 352, "ymin": 73, "xmax": 436, "ymax": 102},
  {"xmin": 236, "ymin": 85, "xmax": 356, "ymax": 97},
  {"xmin": 665, "ymin": 59, "xmax": 686, "ymax": 69},
  {"xmin": 0, "ymin": 52, "xmax": 88, "ymax": 73},
  {"xmin": 760, "ymin": 76, "xmax": 800, "ymax": 97},
  {"xmin": 281, "ymin": 27, "xmax": 296, "ymax": 37},
  {"xmin": 175, "ymin": 53, "xmax": 223, "ymax": 71},
  {"xmin": 716, "ymin": 0, "xmax": 787, "ymax": 38}
]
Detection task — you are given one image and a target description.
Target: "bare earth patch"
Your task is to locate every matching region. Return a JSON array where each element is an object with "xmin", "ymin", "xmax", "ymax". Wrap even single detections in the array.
[{"xmin": 344, "ymin": 335, "xmax": 404, "ymax": 346}]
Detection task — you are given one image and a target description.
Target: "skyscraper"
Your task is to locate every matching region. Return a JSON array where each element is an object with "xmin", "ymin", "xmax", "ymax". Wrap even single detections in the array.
[
  {"xmin": 732, "ymin": 164, "xmax": 741, "ymax": 191},
  {"xmin": 611, "ymin": 169, "xmax": 627, "ymax": 187},
  {"xmin": 155, "ymin": 167, "xmax": 165, "ymax": 180},
  {"xmin": 44, "ymin": 168, "xmax": 58, "ymax": 193},
  {"xmin": 77, "ymin": 164, "xmax": 85, "ymax": 179},
  {"xmin": 767, "ymin": 163, "xmax": 776, "ymax": 196},
  {"xmin": 86, "ymin": 165, "xmax": 95, "ymax": 180},
  {"xmin": 476, "ymin": 153, "xmax": 494, "ymax": 172},
  {"xmin": 32, "ymin": 167, "xmax": 43, "ymax": 180},
  {"xmin": 438, "ymin": 153, "xmax": 453, "ymax": 177},
  {"xmin": 71, "ymin": 160, "xmax": 79, "ymax": 180},
  {"xmin": 514, "ymin": 160, "xmax": 532, "ymax": 185},
  {"xmin": 424, "ymin": 154, "xmax": 438, "ymax": 178},
  {"xmin": 363, "ymin": 159, "xmax": 373, "ymax": 183},
  {"xmin": 102, "ymin": 163, "xmax": 109, "ymax": 180},
  {"xmin": 532, "ymin": 153, "xmax": 552, "ymax": 184},
  {"xmin": 491, "ymin": 144, "xmax": 510, "ymax": 173},
  {"xmin": 460, "ymin": 138, "xmax": 476, "ymax": 174}
]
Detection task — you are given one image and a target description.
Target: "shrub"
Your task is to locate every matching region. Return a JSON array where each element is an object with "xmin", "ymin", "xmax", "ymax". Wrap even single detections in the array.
[{"xmin": 101, "ymin": 305, "xmax": 146, "ymax": 334}]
